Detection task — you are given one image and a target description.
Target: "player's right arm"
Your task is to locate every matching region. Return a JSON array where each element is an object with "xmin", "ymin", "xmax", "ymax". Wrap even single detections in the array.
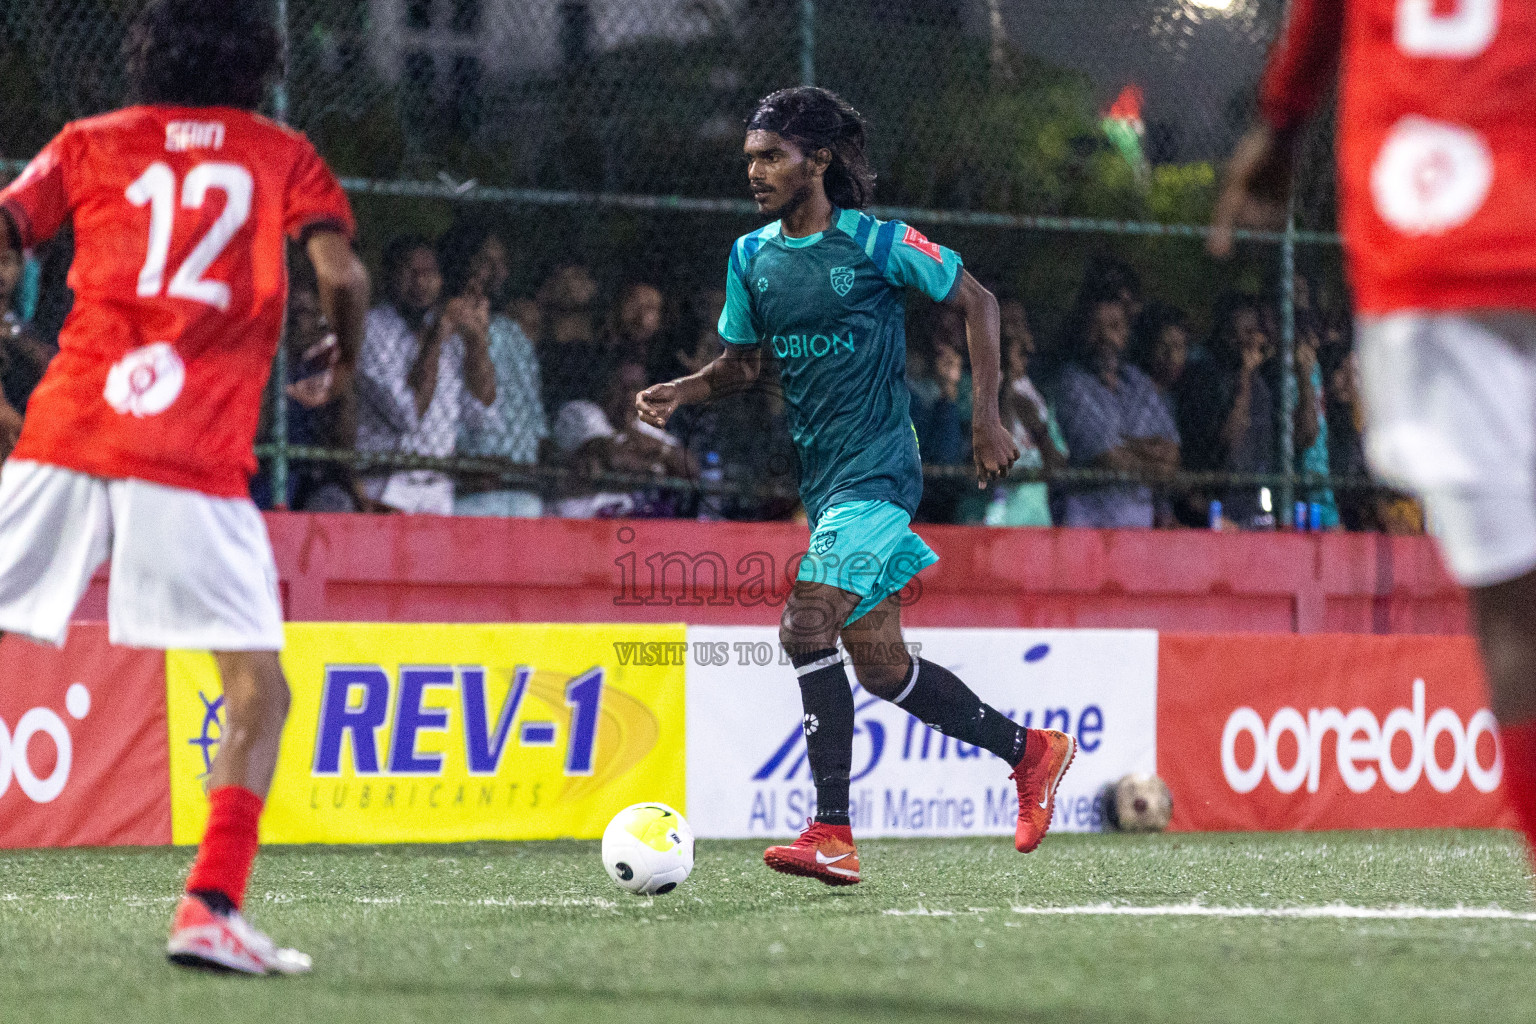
[
  {"xmin": 637, "ymin": 242, "xmax": 762, "ymax": 429},
  {"xmin": 1208, "ymin": 0, "xmax": 1345, "ymax": 257}
]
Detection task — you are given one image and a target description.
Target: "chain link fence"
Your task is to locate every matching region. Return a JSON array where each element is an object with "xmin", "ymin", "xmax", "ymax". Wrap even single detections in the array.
[{"xmin": 1, "ymin": 0, "xmax": 1407, "ymax": 531}]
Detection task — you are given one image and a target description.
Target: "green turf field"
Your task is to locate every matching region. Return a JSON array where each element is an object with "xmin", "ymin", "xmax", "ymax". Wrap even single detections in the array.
[{"xmin": 3, "ymin": 831, "xmax": 1534, "ymax": 1023}]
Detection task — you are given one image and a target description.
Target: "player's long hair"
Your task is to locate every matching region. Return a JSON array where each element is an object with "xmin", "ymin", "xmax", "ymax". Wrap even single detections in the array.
[
  {"xmin": 748, "ymin": 87, "xmax": 876, "ymax": 210},
  {"xmin": 125, "ymin": 0, "xmax": 282, "ymax": 111}
]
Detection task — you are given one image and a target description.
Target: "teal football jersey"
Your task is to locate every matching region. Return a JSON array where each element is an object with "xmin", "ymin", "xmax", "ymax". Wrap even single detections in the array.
[{"xmin": 717, "ymin": 209, "xmax": 963, "ymax": 526}]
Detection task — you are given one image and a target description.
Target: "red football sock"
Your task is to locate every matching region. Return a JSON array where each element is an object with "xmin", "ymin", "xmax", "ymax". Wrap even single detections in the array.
[
  {"xmin": 1498, "ymin": 720, "xmax": 1536, "ymax": 855},
  {"xmin": 185, "ymin": 786, "xmax": 264, "ymax": 911}
]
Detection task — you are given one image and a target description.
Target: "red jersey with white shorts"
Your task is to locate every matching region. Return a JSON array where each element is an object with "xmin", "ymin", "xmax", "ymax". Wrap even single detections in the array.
[
  {"xmin": 0, "ymin": 105, "xmax": 354, "ymax": 497},
  {"xmin": 1259, "ymin": 0, "xmax": 1536, "ymax": 314}
]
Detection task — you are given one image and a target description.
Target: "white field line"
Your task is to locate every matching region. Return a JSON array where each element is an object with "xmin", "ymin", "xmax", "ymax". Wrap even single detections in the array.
[{"xmin": 884, "ymin": 903, "xmax": 1536, "ymax": 922}]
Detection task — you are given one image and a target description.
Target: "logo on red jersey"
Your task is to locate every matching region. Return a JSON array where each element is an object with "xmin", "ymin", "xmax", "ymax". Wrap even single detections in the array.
[
  {"xmin": 104, "ymin": 342, "xmax": 185, "ymax": 418},
  {"xmin": 902, "ymin": 226, "xmax": 944, "ymax": 264},
  {"xmin": 1371, "ymin": 116, "xmax": 1493, "ymax": 237}
]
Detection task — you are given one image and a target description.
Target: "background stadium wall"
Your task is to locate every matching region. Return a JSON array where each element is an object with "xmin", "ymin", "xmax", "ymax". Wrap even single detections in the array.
[{"xmin": 75, "ymin": 513, "xmax": 1470, "ymax": 636}]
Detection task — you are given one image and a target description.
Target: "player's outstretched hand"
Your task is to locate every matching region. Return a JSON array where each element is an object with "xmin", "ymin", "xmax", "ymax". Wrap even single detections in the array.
[
  {"xmin": 637, "ymin": 382, "xmax": 680, "ymax": 429},
  {"xmin": 1209, "ymin": 124, "xmax": 1294, "ymax": 259},
  {"xmin": 973, "ymin": 419, "xmax": 1021, "ymax": 489}
]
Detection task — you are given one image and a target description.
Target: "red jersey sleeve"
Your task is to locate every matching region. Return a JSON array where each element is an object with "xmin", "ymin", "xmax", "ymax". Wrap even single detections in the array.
[
  {"xmin": 284, "ymin": 138, "xmax": 355, "ymax": 242},
  {"xmin": 0, "ymin": 127, "xmax": 76, "ymax": 249},
  {"xmin": 1258, "ymin": 0, "xmax": 1347, "ymax": 134}
]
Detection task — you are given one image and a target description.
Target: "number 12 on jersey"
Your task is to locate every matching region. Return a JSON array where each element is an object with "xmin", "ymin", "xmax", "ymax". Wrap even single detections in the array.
[{"xmin": 125, "ymin": 161, "xmax": 253, "ymax": 312}]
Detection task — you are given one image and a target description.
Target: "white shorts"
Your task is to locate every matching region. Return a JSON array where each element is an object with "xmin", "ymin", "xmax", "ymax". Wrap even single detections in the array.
[
  {"xmin": 1357, "ymin": 312, "xmax": 1536, "ymax": 587},
  {"xmin": 0, "ymin": 461, "xmax": 285, "ymax": 650}
]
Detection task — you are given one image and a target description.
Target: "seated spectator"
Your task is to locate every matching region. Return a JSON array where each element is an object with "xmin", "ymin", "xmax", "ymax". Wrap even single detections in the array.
[
  {"xmin": 1131, "ymin": 301, "xmax": 1191, "ymax": 526},
  {"xmin": 667, "ymin": 287, "xmax": 799, "ymax": 520},
  {"xmin": 252, "ymin": 275, "xmax": 373, "ymax": 512},
  {"xmin": 1053, "ymin": 297, "xmax": 1179, "ymax": 528},
  {"xmin": 0, "ymin": 233, "xmax": 53, "ymax": 460},
  {"xmin": 1295, "ymin": 310, "xmax": 1340, "ymax": 530},
  {"xmin": 438, "ymin": 221, "xmax": 548, "ymax": 519},
  {"xmin": 355, "ymin": 235, "xmax": 497, "ymax": 515},
  {"xmin": 1178, "ymin": 295, "xmax": 1276, "ymax": 529},
  {"xmin": 910, "ymin": 305, "xmax": 973, "ymax": 523},
  {"xmin": 988, "ymin": 299, "xmax": 1067, "ymax": 527},
  {"xmin": 536, "ymin": 264, "xmax": 602, "ymax": 411},
  {"xmin": 1131, "ymin": 302, "xmax": 1190, "ymax": 421},
  {"xmin": 600, "ymin": 281, "xmax": 671, "ymax": 383},
  {"xmin": 550, "ymin": 363, "xmax": 691, "ymax": 518},
  {"xmin": 1322, "ymin": 342, "xmax": 1424, "ymax": 534}
]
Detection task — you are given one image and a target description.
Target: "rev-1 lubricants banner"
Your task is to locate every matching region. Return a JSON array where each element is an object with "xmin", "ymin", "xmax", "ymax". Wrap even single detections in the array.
[
  {"xmin": 686, "ymin": 626, "xmax": 1158, "ymax": 838},
  {"xmin": 166, "ymin": 623, "xmax": 686, "ymax": 844}
]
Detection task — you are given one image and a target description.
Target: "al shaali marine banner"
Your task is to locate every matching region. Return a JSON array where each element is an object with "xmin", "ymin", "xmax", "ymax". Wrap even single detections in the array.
[{"xmin": 167, "ymin": 623, "xmax": 686, "ymax": 844}]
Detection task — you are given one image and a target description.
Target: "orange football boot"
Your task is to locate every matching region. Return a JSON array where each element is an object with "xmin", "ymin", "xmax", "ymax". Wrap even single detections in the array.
[
  {"xmin": 1010, "ymin": 728, "xmax": 1077, "ymax": 853},
  {"xmin": 763, "ymin": 820, "xmax": 861, "ymax": 885}
]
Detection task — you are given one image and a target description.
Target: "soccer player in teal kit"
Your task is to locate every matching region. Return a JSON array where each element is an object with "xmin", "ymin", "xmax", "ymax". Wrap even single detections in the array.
[{"xmin": 638, "ymin": 87, "xmax": 1076, "ymax": 884}]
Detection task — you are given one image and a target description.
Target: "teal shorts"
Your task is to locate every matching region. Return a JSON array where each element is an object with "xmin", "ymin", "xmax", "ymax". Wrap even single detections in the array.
[{"xmin": 797, "ymin": 500, "xmax": 939, "ymax": 625}]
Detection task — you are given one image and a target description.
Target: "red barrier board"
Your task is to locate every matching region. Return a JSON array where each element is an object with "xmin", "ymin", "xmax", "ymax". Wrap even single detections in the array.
[
  {"xmin": 1158, "ymin": 633, "xmax": 1518, "ymax": 832},
  {"xmin": 0, "ymin": 626, "xmax": 171, "ymax": 847}
]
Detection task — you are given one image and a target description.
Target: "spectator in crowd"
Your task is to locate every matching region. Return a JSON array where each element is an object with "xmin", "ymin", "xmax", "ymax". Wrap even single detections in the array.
[
  {"xmin": 1322, "ymin": 342, "xmax": 1424, "ymax": 534},
  {"xmin": 1131, "ymin": 301, "xmax": 1190, "ymax": 421},
  {"xmin": 438, "ymin": 221, "xmax": 548, "ymax": 519},
  {"xmin": 668, "ymin": 286, "xmax": 799, "ymax": 520},
  {"xmin": 988, "ymin": 299, "xmax": 1067, "ymax": 527},
  {"xmin": 1053, "ymin": 296, "xmax": 1180, "ymax": 528},
  {"xmin": 0, "ymin": 232, "xmax": 52, "ymax": 460},
  {"xmin": 536, "ymin": 263, "xmax": 602, "ymax": 411},
  {"xmin": 251, "ymin": 274, "xmax": 375, "ymax": 512},
  {"xmin": 1295, "ymin": 310, "xmax": 1340, "ymax": 530},
  {"xmin": 355, "ymin": 235, "xmax": 497, "ymax": 515},
  {"xmin": 1131, "ymin": 301, "xmax": 1193, "ymax": 526},
  {"xmin": 549, "ymin": 362, "xmax": 691, "ymax": 518},
  {"xmin": 1080, "ymin": 253, "xmax": 1144, "ymax": 326},
  {"xmin": 910, "ymin": 305, "xmax": 973, "ymax": 523},
  {"xmin": 600, "ymin": 281, "xmax": 671, "ymax": 383}
]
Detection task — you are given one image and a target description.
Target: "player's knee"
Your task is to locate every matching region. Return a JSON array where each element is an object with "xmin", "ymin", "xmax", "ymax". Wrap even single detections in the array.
[
  {"xmin": 853, "ymin": 659, "xmax": 907, "ymax": 701},
  {"xmin": 779, "ymin": 608, "xmax": 837, "ymax": 662}
]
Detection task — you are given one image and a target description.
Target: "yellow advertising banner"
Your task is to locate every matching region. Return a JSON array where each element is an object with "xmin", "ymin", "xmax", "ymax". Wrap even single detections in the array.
[{"xmin": 167, "ymin": 623, "xmax": 686, "ymax": 845}]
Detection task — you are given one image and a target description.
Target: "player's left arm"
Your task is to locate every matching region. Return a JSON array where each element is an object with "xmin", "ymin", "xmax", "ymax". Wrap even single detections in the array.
[{"xmin": 944, "ymin": 269, "xmax": 1019, "ymax": 488}]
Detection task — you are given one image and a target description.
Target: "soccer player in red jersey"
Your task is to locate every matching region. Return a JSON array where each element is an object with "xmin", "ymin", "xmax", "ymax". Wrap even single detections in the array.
[
  {"xmin": 1211, "ymin": 0, "xmax": 1536, "ymax": 851},
  {"xmin": 0, "ymin": 1, "xmax": 368, "ymax": 973}
]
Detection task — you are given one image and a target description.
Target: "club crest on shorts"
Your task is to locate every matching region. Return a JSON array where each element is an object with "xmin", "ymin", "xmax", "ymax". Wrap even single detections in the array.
[
  {"xmin": 830, "ymin": 266, "xmax": 855, "ymax": 297},
  {"xmin": 810, "ymin": 530, "xmax": 837, "ymax": 555}
]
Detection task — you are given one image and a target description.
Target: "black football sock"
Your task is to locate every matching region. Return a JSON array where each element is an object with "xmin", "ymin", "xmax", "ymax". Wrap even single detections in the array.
[
  {"xmin": 792, "ymin": 647, "xmax": 855, "ymax": 827},
  {"xmin": 892, "ymin": 657, "xmax": 1029, "ymax": 766},
  {"xmin": 189, "ymin": 889, "xmax": 237, "ymax": 917}
]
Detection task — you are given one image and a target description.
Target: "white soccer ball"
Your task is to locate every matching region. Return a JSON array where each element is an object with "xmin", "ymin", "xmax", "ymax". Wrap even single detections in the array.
[
  {"xmin": 601, "ymin": 802, "xmax": 694, "ymax": 895},
  {"xmin": 1106, "ymin": 773, "xmax": 1174, "ymax": 833}
]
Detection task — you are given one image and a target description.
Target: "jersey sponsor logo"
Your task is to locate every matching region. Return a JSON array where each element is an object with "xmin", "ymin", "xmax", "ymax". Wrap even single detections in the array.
[
  {"xmin": 104, "ymin": 341, "xmax": 185, "ymax": 418},
  {"xmin": 902, "ymin": 226, "xmax": 944, "ymax": 264},
  {"xmin": 1370, "ymin": 116, "xmax": 1493, "ymax": 237},
  {"xmin": 830, "ymin": 266, "xmax": 855, "ymax": 297},
  {"xmin": 165, "ymin": 121, "xmax": 227, "ymax": 153},
  {"xmin": 770, "ymin": 334, "xmax": 855, "ymax": 359}
]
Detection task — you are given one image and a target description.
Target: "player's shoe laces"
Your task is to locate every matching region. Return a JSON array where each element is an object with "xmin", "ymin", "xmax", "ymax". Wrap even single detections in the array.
[
  {"xmin": 166, "ymin": 894, "xmax": 312, "ymax": 975},
  {"xmin": 763, "ymin": 819, "xmax": 861, "ymax": 885},
  {"xmin": 1010, "ymin": 728, "xmax": 1077, "ymax": 853}
]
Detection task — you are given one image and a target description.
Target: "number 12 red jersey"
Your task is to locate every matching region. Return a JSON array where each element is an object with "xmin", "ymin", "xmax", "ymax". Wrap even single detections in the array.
[
  {"xmin": 0, "ymin": 105, "xmax": 355, "ymax": 497},
  {"xmin": 1260, "ymin": 0, "xmax": 1536, "ymax": 315}
]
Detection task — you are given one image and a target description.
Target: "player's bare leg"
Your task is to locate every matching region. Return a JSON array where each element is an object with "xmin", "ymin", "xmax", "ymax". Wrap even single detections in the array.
[
  {"xmin": 842, "ymin": 594, "xmax": 1074, "ymax": 853},
  {"xmin": 1468, "ymin": 570, "xmax": 1536, "ymax": 856},
  {"xmin": 168, "ymin": 651, "xmax": 309, "ymax": 975}
]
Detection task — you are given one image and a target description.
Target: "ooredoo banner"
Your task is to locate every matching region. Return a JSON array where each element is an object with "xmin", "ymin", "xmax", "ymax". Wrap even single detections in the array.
[
  {"xmin": 1157, "ymin": 633, "xmax": 1516, "ymax": 831},
  {"xmin": 686, "ymin": 626, "xmax": 1158, "ymax": 838},
  {"xmin": 0, "ymin": 626, "xmax": 171, "ymax": 847},
  {"xmin": 165, "ymin": 623, "xmax": 687, "ymax": 844}
]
